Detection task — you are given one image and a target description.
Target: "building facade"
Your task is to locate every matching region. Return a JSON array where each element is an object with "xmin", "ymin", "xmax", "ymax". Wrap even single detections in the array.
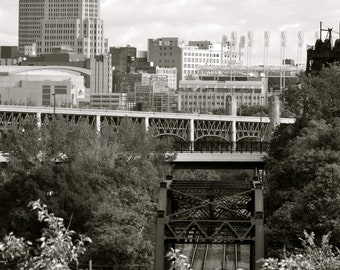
[
  {"xmin": 147, "ymin": 37, "xmax": 242, "ymax": 86},
  {"xmin": 181, "ymin": 42, "xmax": 239, "ymax": 80},
  {"xmin": 110, "ymin": 46, "xmax": 137, "ymax": 73},
  {"xmin": 0, "ymin": 66, "xmax": 87, "ymax": 107},
  {"xmin": 90, "ymin": 93, "xmax": 127, "ymax": 109},
  {"xmin": 21, "ymin": 51, "xmax": 112, "ymax": 94},
  {"xmin": 18, "ymin": 0, "xmax": 108, "ymax": 57},
  {"xmin": 178, "ymin": 79, "xmax": 267, "ymax": 113},
  {"xmin": 147, "ymin": 38, "xmax": 183, "ymax": 85},
  {"xmin": 0, "ymin": 47, "xmax": 19, "ymax": 59},
  {"xmin": 156, "ymin": 67, "xmax": 177, "ymax": 90}
]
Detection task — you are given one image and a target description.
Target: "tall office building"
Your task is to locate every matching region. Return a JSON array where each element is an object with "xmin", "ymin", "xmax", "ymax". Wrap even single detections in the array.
[{"xmin": 18, "ymin": 0, "xmax": 108, "ymax": 57}]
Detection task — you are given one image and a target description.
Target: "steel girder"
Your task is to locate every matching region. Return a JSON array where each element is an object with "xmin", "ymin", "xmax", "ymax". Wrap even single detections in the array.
[
  {"xmin": 237, "ymin": 121, "xmax": 269, "ymax": 141},
  {"xmin": 150, "ymin": 118, "xmax": 190, "ymax": 141},
  {"xmin": 0, "ymin": 112, "xmax": 36, "ymax": 126},
  {"xmin": 149, "ymin": 118, "xmax": 265, "ymax": 143},
  {"xmin": 165, "ymin": 180, "xmax": 254, "ymax": 243},
  {"xmin": 155, "ymin": 179, "xmax": 264, "ymax": 270},
  {"xmin": 101, "ymin": 115, "xmax": 144, "ymax": 132},
  {"xmin": 0, "ymin": 110, "xmax": 269, "ymax": 143},
  {"xmin": 195, "ymin": 120, "xmax": 232, "ymax": 141},
  {"xmin": 40, "ymin": 113, "xmax": 98, "ymax": 126}
]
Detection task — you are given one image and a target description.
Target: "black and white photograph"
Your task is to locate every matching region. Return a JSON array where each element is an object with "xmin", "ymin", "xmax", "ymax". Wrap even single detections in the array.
[{"xmin": 0, "ymin": 1, "xmax": 340, "ymax": 269}]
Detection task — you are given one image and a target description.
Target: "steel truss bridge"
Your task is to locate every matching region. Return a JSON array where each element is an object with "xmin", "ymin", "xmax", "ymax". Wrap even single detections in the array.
[
  {"xmin": 0, "ymin": 105, "xmax": 276, "ymax": 269},
  {"xmin": 0, "ymin": 106, "xmax": 294, "ymax": 167},
  {"xmin": 155, "ymin": 178, "xmax": 264, "ymax": 270}
]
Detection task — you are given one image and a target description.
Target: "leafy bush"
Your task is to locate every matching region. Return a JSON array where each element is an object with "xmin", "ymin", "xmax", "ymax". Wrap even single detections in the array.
[
  {"xmin": 166, "ymin": 248, "xmax": 192, "ymax": 270},
  {"xmin": 261, "ymin": 231, "xmax": 340, "ymax": 270},
  {"xmin": 0, "ymin": 200, "xmax": 91, "ymax": 269}
]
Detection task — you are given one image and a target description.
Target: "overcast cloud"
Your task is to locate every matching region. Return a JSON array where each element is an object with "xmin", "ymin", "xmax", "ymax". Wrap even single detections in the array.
[{"xmin": 1, "ymin": 0, "xmax": 340, "ymax": 64}]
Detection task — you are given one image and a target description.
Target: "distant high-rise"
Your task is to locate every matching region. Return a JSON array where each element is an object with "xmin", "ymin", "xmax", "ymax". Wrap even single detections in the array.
[{"xmin": 18, "ymin": 0, "xmax": 108, "ymax": 57}]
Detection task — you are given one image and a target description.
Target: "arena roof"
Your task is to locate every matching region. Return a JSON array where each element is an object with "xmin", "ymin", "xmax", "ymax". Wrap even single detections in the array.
[
  {"xmin": 197, "ymin": 64, "xmax": 305, "ymax": 77},
  {"xmin": 0, "ymin": 66, "xmax": 91, "ymax": 76}
]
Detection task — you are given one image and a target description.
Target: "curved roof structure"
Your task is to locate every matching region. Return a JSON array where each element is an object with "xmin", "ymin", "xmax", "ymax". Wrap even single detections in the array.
[
  {"xmin": 197, "ymin": 64, "xmax": 304, "ymax": 77},
  {"xmin": 0, "ymin": 66, "xmax": 91, "ymax": 77}
]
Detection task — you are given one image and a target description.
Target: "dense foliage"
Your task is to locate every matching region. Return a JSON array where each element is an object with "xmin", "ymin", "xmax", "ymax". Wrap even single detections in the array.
[
  {"xmin": 212, "ymin": 104, "xmax": 268, "ymax": 116},
  {"xmin": 0, "ymin": 200, "xmax": 91, "ymax": 269},
  {"xmin": 265, "ymin": 64, "xmax": 340, "ymax": 257},
  {"xmin": 0, "ymin": 117, "xmax": 172, "ymax": 267},
  {"xmin": 261, "ymin": 231, "xmax": 340, "ymax": 270}
]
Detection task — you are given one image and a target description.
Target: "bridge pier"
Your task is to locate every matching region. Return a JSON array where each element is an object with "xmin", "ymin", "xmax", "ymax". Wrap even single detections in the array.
[
  {"xmin": 254, "ymin": 180, "xmax": 264, "ymax": 270},
  {"xmin": 227, "ymin": 96, "xmax": 237, "ymax": 150},
  {"xmin": 190, "ymin": 118, "xmax": 195, "ymax": 151},
  {"xmin": 231, "ymin": 120, "xmax": 237, "ymax": 151},
  {"xmin": 36, "ymin": 112, "xmax": 41, "ymax": 129},
  {"xmin": 268, "ymin": 95, "xmax": 281, "ymax": 140},
  {"xmin": 155, "ymin": 182, "xmax": 168, "ymax": 270},
  {"xmin": 96, "ymin": 115, "xmax": 101, "ymax": 133},
  {"xmin": 145, "ymin": 116, "xmax": 150, "ymax": 132},
  {"xmin": 227, "ymin": 95, "xmax": 237, "ymax": 116}
]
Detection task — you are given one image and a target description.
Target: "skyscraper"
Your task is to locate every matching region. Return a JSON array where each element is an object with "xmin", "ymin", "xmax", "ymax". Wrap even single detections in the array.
[{"xmin": 18, "ymin": 0, "xmax": 108, "ymax": 57}]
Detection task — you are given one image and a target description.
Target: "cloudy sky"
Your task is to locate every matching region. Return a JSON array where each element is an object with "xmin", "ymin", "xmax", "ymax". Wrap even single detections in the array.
[{"xmin": 1, "ymin": 0, "xmax": 340, "ymax": 64}]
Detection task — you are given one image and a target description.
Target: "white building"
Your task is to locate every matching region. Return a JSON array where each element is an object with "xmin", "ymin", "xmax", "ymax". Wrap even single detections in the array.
[
  {"xmin": 0, "ymin": 66, "xmax": 89, "ymax": 107},
  {"xmin": 156, "ymin": 67, "xmax": 177, "ymax": 90},
  {"xmin": 178, "ymin": 78, "xmax": 267, "ymax": 112},
  {"xmin": 18, "ymin": 0, "xmax": 108, "ymax": 57},
  {"xmin": 181, "ymin": 42, "xmax": 241, "ymax": 80}
]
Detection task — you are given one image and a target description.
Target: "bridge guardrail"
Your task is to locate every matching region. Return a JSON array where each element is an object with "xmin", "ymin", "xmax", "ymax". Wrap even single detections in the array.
[{"xmin": 174, "ymin": 141, "xmax": 270, "ymax": 153}]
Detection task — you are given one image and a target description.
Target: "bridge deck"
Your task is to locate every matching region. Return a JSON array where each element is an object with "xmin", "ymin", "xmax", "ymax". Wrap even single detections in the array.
[{"xmin": 173, "ymin": 152, "xmax": 266, "ymax": 169}]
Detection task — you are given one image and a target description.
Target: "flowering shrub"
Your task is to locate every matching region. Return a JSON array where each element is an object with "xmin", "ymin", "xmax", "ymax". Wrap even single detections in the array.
[
  {"xmin": 0, "ymin": 200, "xmax": 91, "ymax": 269},
  {"xmin": 166, "ymin": 248, "xmax": 192, "ymax": 270},
  {"xmin": 261, "ymin": 231, "xmax": 340, "ymax": 270}
]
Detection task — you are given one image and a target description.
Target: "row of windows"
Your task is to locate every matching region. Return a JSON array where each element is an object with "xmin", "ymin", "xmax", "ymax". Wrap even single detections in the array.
[
  {"xmin": 157, "ymin": 70, "xmax": 177, "ymax": 74},
  {"xmin": 184, "ymin": 58, "xmax": 222, "ymax": 63},
  {"xmin": 159, "ymin": 52, "xmax": 173, "ymax": 56},
  {"xmin": 49, "ymin": 4, "xmax": 79, "ymax": 8},
  {"xmin": 183, "ymin": 52, "xmax": 221, "ymax": 57},
  {"xmin": 43, "ymin": 41, "xmax": 75, "ymax": 46},
  {"xmin": 45, "ymin": 30, "xmax": 76, "ymax": 34},
  {"xmin": 184, "ymin": 63, "xmax": 215, "ymax": 69},
  {"xmin": 84, "ymin": 30, "xmax": 103, "ymax": 35},
  {"xmin": 49, "ymin": 8, "xmax": 79, "ymax": 12},
  {"xmin": 182, "ymin": 102, "xmax": 225, "ymax": 106},
  {"xmin": 184, "ymin": 70, "xmax": 198, "ymax": 75},
  {"xmin": 182, "ymin": 102, "xmax": 260, "ymax": 107},
  {"xmin": 181, "ymin": 95, "xmax": 262, "ymax": 100},
  {"xmin": 19, "ymin": 15, "xmax": 44, "ymax": 20},
  {"xmin": 45, "ymin": 23, "xmax": 76, "ymax": 28},
  {"xmin": 159, "ymin": 59, "xmax": 175, "ymax": 63},
  {"xmin": 159, "ymin": 46, "xmax": 173, "ymax": 50},
  {"xmin": 84, "ymin": 24, "xmax": 103, "ymax": 29}
]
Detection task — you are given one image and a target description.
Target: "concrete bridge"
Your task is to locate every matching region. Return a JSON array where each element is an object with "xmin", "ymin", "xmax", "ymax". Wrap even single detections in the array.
[{"xmin": 0, "ymin": 97, "xmax": 294, "ymax": 167}]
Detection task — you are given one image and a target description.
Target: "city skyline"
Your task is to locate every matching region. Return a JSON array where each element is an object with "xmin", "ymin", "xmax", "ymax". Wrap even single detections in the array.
[{"xmin": 1, "ymin": 0, "xmax": 340, "ymax": 64}]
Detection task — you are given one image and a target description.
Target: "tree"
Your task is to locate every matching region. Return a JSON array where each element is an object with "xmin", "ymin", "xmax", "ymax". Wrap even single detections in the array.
[
  {"xmin": 283, "ymin": 64, "xmax": 340, "ymax": 122},
  {"xmin": 0, "ymin": 200, "xmax": 91, "ymax": 269},
  {"xmin": 83, "ymin": 119, "xmax": 172, "ymax": 266},
  {"xmin": 265, "ymin": 64, "xmax": 340, "ymax": 256},
  {"xmin": 0, "ymin": 117, "xmax": 173, "ymax": 267},
  {"xmin": 261, "ymin": 231, "xmax": 340, "ymax": 270},
  {"xmin": 211, "ymin": 104, "xmax": 268, "ymax": 116}
]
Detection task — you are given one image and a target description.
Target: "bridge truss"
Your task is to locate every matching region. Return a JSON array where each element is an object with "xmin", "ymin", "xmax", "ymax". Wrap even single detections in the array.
[
  {"xmin": 0, "ymin": 107, "xmax": 273, "ymax": 150},
  {"xmin": 155, "ymin": 179, "xmax": 264, "ymax": 270}
]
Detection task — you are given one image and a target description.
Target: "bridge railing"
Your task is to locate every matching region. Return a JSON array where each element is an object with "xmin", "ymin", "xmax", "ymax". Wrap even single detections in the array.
[{"xmin": 174, "ymin": 141, "xmax": 270, "ymax": 153}]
